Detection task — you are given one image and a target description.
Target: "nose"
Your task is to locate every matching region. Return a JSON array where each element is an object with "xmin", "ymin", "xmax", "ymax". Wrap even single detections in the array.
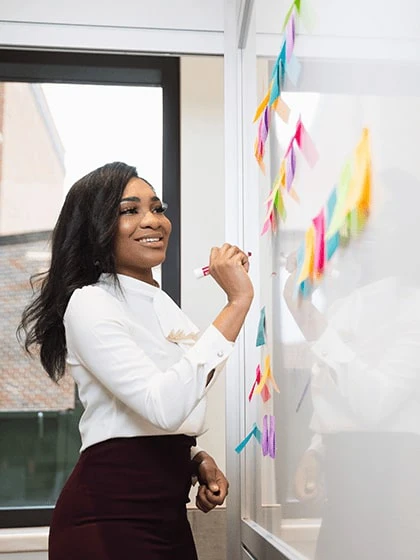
[{"xmin": 137, "ymin": 209, "xmax": 161, "ymax": 228}]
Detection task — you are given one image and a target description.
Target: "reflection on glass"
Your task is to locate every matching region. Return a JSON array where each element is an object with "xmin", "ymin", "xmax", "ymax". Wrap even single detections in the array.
[
  {"xmin": 249, "ymin": 82, "xmax": 420, "ymax": 560},
  {"xmin": 0, "ymin": 82, "xmax": 162, "ymax": 508}
]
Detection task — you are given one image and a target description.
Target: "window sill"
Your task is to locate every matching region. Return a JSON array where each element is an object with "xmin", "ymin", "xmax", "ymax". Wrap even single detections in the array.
[
  {"xmin": 0, "ymin": 527, "xmax": 48, "ymax": 553},
  {"xmin": 281, "ymin": 518, "xmax": 321, "ymax": 542}
]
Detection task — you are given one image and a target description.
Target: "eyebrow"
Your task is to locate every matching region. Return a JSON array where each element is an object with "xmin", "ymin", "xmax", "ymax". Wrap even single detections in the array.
[{"xmin": 119, "ymin": 196, "xmax": 160, "ymax": 204}]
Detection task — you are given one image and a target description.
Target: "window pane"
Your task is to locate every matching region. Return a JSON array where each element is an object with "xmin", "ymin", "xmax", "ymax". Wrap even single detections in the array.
[{"xmin": 0, "ymin": 82, "xmax": 163, "ymax": 508}]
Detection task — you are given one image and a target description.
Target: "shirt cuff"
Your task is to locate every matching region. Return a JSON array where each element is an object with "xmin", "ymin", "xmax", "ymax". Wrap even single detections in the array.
[
  {"xmin": 186, "ymin": 323, "xmax": 235, "ymax": 373},
  {"xmin": 310, "ymin": 326, "xmax": 356, "ymax": 368},
  {"xmin": 307, "ymin": 433, "xmax": 325, "ymax": 458},
  {"xmin": 190, "ymin": 445, "xmax": 203, "ymax": 460}
]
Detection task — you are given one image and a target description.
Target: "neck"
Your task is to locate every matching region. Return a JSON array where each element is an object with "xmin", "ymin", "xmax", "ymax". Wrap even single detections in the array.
[{"xmin": 116, "ymin": 268, "xmax": 157, "ymax": 287}]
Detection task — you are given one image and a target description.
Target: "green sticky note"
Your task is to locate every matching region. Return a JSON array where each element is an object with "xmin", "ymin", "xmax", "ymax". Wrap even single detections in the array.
[{"xmin": 256, "ymin": 306, "xmax": 266, "ymax": 347}]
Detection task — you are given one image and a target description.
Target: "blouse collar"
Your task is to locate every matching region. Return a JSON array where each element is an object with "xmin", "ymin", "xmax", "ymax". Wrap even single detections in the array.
[
  {"xmin": 99, "ymin": 273, "xmax": 159, "ymax": 298},
  {"xmin": 98, "ymin": 273, "xmax": 200, "ymax": 342}
]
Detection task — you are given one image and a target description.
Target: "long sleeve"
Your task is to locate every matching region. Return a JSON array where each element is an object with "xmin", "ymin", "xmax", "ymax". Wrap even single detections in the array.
[
  {"xmin": 65, "ymin": 285, "xmax": 234, "ymax": 432},
  {"xmin": 310, "ymin": 303, "xmax": 420, "ymax": 426}
]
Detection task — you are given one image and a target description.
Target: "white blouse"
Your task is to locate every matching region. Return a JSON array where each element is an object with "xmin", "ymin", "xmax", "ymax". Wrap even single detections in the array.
[
  {"xmin": 64, "ymin": 273, "xmax": 234, "ymax": 452},
  {"xmin": 309, "ymin": 276, "xmax": 420, "ymax": 445}
]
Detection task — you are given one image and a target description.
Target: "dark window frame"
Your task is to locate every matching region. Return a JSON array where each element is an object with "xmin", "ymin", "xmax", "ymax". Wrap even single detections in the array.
[{"xmin": 0, "ymin": 48, "xmax": 180, "ymax": 528}]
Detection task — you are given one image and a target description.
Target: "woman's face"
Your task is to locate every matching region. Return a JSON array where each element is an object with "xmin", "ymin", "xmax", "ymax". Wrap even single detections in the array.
[{"xmin": 114, "ymin": 178, "xmax": 172, "ymax": 283}]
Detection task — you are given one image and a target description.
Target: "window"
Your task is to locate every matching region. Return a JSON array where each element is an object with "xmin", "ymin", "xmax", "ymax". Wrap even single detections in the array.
[{"xmin": 0, "ymin": 49, "xmax": 180, "ymax": 527}]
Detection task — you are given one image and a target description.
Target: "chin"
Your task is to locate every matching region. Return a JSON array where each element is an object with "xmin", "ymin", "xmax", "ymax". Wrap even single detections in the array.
[{"xmin": 145, "ymin": 253, "xmax": 167, "ymax": 269}]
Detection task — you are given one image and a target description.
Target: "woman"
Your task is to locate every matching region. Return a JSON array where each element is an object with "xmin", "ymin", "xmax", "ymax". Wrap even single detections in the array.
[{"xmin": 18, "ymin": 161, "xmax": 253, "ymax": 559}]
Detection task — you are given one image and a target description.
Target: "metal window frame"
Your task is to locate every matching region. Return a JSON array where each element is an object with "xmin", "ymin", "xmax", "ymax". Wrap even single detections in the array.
[{"xmin": 0, "ymin": 48, "xmax": 180, "ymax": 528}]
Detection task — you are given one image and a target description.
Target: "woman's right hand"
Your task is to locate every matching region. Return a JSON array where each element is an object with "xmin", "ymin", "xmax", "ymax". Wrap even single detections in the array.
[
  {"xmin": 294, "ymin": 450, "xmax": 323, "ymax": 502},
  {"xmin": 209, "ymin": 244, "xmax": 254, "ymax": 305}
]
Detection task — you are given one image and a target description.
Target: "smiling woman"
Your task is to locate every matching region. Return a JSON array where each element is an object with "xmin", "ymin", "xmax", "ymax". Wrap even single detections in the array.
[
  {"xmin": 114, "ymin": 178, "xmax": 172, "ymax": 283},
  {"xmin": 17, "ymin": 161, "xmax": 253, "ymax": 559}
]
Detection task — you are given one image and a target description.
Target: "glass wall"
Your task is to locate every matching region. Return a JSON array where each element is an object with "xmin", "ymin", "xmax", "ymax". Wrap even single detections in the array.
[{"xmin": 242, "ymin": 55, "xmax": 420, "ymax": 559}]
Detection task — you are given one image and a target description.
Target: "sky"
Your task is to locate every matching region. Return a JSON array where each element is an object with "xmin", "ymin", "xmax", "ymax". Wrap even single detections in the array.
[{"xmin": 41, "ymin": 83, "xmax": 163, "ymax": 198}]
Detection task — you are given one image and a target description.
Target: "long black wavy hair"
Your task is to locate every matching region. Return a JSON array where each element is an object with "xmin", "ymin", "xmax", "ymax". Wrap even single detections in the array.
[{"xmin": 18, "ymin": 161, "xmax": 139, "ymax": 383}]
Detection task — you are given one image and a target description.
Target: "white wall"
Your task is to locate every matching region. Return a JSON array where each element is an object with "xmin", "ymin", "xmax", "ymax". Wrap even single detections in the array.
[
  {"xmin": 0, "ymin": 0, "xmax": 224, "ymax": 55},
  {"xmin": 180, "ymin": 56, "xmax": 227, "ymax": 474},
  {"xmin": 256, "ymin": 0, "xmax": 420, "ymax": 60},
  {"xmin": 2, "ymin": 0, "xmax": 419, "ymax": 59},
  {"xmin": 0, "ymin": 0, "xmax": 222, "ymax": 30}
]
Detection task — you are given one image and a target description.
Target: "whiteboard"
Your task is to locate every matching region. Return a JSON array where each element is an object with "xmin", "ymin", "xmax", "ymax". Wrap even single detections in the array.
[{"xmin": 244, "ymin": 56, "xmax": 420, "ymax": 560}]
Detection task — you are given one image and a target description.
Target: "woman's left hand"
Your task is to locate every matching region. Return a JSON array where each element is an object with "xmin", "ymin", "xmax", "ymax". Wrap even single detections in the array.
[{"xmin": 193, "ymin": 451, "xmax": 229, "ymax": 513}]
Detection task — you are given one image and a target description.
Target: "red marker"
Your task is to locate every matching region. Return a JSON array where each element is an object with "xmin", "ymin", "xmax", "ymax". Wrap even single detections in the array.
[{"xmin": 194, "ymin": 252, "xmax": 252, "ymax": 279}]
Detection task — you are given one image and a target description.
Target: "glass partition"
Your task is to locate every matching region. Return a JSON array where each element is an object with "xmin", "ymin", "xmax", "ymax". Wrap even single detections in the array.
[{"xmin": 242, "ymin": 54, "xmax": 420, "ymax": 560}]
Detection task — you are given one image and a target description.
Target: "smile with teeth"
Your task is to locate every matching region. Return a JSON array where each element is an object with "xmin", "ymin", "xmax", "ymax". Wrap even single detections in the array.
[{"xmin": 137, "ymin": 237, "xmax": 163, "ymax": 244}]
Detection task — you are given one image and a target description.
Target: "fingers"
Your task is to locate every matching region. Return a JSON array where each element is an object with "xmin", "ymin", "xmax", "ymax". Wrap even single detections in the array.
[
  {"xmin": 195, "ymin": 456, "xmax": 230, "ymax": 513},
  {"xmin": 213, "ymin": 474, "xmax": 229, "ymax": 503},
  {"xmin": 196, "ymin": 485, "xmax": 215, "ymax": 513},
  {"xmin": 210, "ymin": 244, "xmax": 249, "ymax": 268},
  {"xmin": 209, "ymin": 246, "xmax": 220, "ymax": 265},
  {"xmin": 286, "ymin": 251, "xmax": 298, "ymax": 273},
  {"xmin": 294, "ymin": 451, "xmax": 321, "ymax": 502},
  {"xmin": 196, "ymin": 483, "xmax": 227, "ymax": 513}
]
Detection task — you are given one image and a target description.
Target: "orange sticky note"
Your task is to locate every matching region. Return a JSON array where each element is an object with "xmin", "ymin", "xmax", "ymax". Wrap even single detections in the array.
[
  {"xmin": 272, "ymin": 97, "xmax": 290, "ymax": 123},
  {"xmin": 253, "ymin": 89, "xmax": 271, "ymax": 123}
]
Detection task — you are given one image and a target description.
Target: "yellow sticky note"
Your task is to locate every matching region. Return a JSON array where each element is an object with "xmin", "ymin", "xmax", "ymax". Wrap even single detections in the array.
[
  {"xmin": 345, "ymin": 128, "xmax": 371, "ymax": 214},
  {"xmin": 326, "ymin": 161, "xmax": 352, "ymax": 239},
  {"xmin": 255, "ymin": 355, "xmax": 280, "ymax": 395},
  {"xmin": 297, "ymin": 224, "xmax": 315, "ymax": 284},
  {"xmin": 253, "ymin": 89, "xmax": 271, "ymax": 123}
]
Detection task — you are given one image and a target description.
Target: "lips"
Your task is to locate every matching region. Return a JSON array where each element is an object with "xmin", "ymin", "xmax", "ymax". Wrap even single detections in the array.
[{"xmin": 135, "ymin": 234, "xmax": 165, "ymax": 247}]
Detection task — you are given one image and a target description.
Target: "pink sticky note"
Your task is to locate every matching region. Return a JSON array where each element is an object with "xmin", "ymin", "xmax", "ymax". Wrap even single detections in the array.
[
  {"xmin": 313, "ymin": 208, "xmax": 326, "ymax": 274},
  {"xmin": 286, "ymin": 144, "xmax": 296, "ymax": 192},
  {"xmin": 248, "ymin": 364, "xmax": 262, "ymax": 401},
  {"xmin": 295, "ymin": 120, "xmax": 319, "ymax": 168},
  {"xmin": 261, "ymin": 217, "xmax": 271, "ymax": 236},
  {"xmin": 248, "ymin": 380, "xmax": 257, "ymax": 402},
  {"xmin": 261, "ymin": 384, "xmax": 271, "ymax": 403}
]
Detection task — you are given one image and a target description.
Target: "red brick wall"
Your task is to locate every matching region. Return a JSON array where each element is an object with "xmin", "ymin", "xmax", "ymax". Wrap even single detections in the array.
[{"xmin": 0, "ymin": 235, "xmax": 75, "ymax": 411}]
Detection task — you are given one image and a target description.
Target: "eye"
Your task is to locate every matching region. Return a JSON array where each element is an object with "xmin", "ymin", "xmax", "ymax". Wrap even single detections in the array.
[
  {"xmin": 152, "ymin": 202, "xmax": 168, "ymax": 214},
  {"xmin": 119, "ymin": 206, "xmax": 138, "ymax": 215}
]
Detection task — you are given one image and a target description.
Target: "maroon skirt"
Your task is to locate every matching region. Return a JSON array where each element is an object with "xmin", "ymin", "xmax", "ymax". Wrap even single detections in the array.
[{"xmin": 49, "ymin": 435, "xmax": 198, "ymax": 560}]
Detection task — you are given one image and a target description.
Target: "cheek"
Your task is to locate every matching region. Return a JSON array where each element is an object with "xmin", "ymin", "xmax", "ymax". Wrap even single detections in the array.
[{"xmin": 114, "ymin": 224, "xmax": 133, "ymax": 256}]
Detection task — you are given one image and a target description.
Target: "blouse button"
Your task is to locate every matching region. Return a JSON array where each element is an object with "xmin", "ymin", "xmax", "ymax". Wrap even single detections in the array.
[{"xmin": 217, "ymin": 350, "xmax": 224, "ymax": 357}]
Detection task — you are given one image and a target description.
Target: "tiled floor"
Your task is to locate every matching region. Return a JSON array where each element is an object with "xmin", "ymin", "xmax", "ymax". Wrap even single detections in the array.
[
  {"xmin": 0, "ymin": 508, "xmax": 227, "ymax": 560},
  {"xmin": 188, "ymin": 506, "xmax": 227, "ymax": 560}
]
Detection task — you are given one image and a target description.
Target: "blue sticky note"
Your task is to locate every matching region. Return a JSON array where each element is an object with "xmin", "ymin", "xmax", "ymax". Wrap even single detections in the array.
[
  {"xmin": 285, "ymin": 53, "xmax": 301, "ymax": 86},
  {"xmin": 300, "ymin": 279, "xmax": 312, "ymax": 298},
  {"xmin": 270, "ymin": 46, "xmax": 284, "ymax": 80},
  {"xmin": 256, "ymin": 306, "xmax": 266, "ymax": 347},
  {"xmin": 235, "ymin": 430, "xmax": 253, "ymax": 454},
  {"xmin": 253, "ymin": 424, "xmax": 262, "ymax": 444},
  {"xmin": 326, "ymin": 188, "xmax": 340, "ymax": 260},
  {"xmin": 279, "ymin": 41, "xmax": 287, "ymax": 67},
  {"xmin": 235, "ymin": 423, "xmax": 262, "ymax": 454},
  {"xmin": 269, "ymin": 63, "xmax": 281, "ymax": 105},
  {"xmin": 326, "ymin": 188, "xmax": 337, "ymax": 226},
  {"xmin": 327, "ymin": 233, "xmax": 339, "ymax": 260}
]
